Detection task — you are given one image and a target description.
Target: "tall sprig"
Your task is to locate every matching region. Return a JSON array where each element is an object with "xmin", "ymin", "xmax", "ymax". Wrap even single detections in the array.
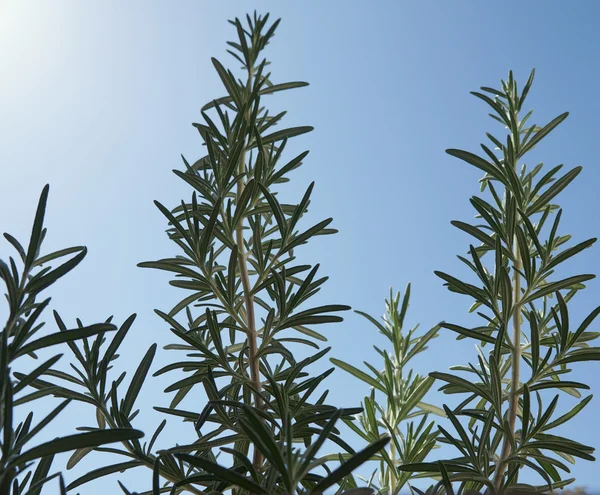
[
  {"xmin": 139, "ymin": 9, "xmax": 353, "ymax": 475},
  {"xmin": 331, "ymin": 286, "xmax": 442, "ymax": 494},
  {"xmin": 137, "ymin": 11, "xmax": 394, "ymax": 493},
  {"xmin": 400, "ymin": 71, "xmax": 600, "ymax": 494},
  {"xmin": 23, "ymin": 12, "xmax": 388, "ymax": 495}
]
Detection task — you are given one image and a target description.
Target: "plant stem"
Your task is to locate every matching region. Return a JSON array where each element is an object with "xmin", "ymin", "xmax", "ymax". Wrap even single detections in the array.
[
  {"xmin": 236, "ymin": 180, "xmax": 264, "ymax": 422},
  {"xmin": 389, "ymin": 433, "xmax": 397, "ymax": 494},
  {"xmin": 493, "ymin": 225, "xmax": 523, "ymax": 493},
  {"xmin": 237, "ymin": 63, "xmax": 264, "ymax": 472}
]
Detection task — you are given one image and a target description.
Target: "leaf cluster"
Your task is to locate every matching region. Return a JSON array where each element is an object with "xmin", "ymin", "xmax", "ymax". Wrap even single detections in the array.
[{"xmin": 0, "ymin": 186, "xmax": 143, "ymax": 495}]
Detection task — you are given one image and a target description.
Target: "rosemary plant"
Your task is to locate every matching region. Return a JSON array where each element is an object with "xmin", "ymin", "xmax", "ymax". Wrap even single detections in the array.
[
  {"xmin": 0, "ymin": 186, "xmax": 143, "ymax": 495},
  {"xmin": 399, "ymin": 71, "xmax": 600, "ymax": 494},
  {"xmin": 3, "ymin": 12, "xmax": 388, "ymax": 495},
  {"xmin": 331, "ymin": 286, "xmax": 442, "ymax": 495},
  {"xmin": 4, "ymin": 11, "xmax": 600, "ymax": 495},
  {"xmin": 132, "ymin": 11, "xmax": 390, "ymax": 493}
]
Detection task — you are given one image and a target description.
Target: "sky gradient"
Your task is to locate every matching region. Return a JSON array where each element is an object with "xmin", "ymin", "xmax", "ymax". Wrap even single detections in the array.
[{"xmin": 2, "ymin": 1, "xmax": 600, "ymax": 493}]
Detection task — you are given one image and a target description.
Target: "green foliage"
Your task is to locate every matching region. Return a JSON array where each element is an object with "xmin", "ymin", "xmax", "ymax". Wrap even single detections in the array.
[
  {"xmin": 331, "ymin": 286, "xmax": 443, "ymax": 494},
  {"xmin": 1, "ymin": 12, "xmax": 387, "ymax": 495},
  {"xmin": 129, "ymin": 11, "xmax": 382, "ymax": 494},
  {"xmin": 2, "ymin": 11, "xmax": 600, "ymax": 495},
  {"xmin": 0, "ymin": 186, "xmax": 143, "ymax": 495},
  {"xmin": 399, "ymin": 71, "xmax": 600, "ymax": 494}
]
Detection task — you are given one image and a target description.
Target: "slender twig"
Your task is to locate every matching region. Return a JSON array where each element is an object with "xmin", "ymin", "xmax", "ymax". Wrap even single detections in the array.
[
  {"xmin": 493, "ymin": 238, "xmax": 522, "ymax": 493},
  {"xmin": 236, "ymin": 63, "xmax": 264, "ymax": 472},
  {"xmin": 493, "ymin": 106, "xmax": 523, "ymax": 494}
]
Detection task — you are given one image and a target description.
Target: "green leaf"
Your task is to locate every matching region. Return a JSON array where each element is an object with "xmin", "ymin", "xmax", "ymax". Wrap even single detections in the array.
[
  {"xmin": 292, "ymin": 324, "xmax": 327, "ymax": 342},
  {"xmin": 259, "ymin": 81, "xmax": 309, "ymax": 95},
  {"xmin": 442, "ymin": 405, "xmax": 477, "ymax": 463},
  {"xmin": 529, "ymin": 381, "xmax": 590, "ymax": 392},
  {"xmin": 519, "ymin": 210, "xmax": 546, "ymax": 261},
  {"xmin": 451, "ymin": 221, "xmax": 496, "ymax": 249},
  {"xmin": 310, "ymin": 437, "xmax": 390, "ymax": 493},
  {"xmin": 470, "ymin": 91, "xmax": 510, "ymax": 126},
  {"xmin": 330, "ymin": 358, "xmax": 385, "ymax": 392},
  {"xmin": 518, "ymin": 68, "xmax": 536, "ymax": 110},
  {"xmin": 211, "ymin": 57, "xmax": 242, "ymax": 107},
  {"xmin": 33, "ymin": 246, "xmax": 85, "ymax": 268},
  {"xmin": 198, "ymin": 198, "xmax": 222, "ymax": 258},
  {"xmin": 232, "ymin": 179, "xmax": 256, "ymax": 228},
  {"xmin": 269, "ymin": 150, "xmax": 309, "ymax": 185},
  {"xmin": 261, "ymin": 126, "xmax": 313, "ymax": 145},
  {"xmin": 3, "ymin": 380, "xmax": 13, "ymax": 455},
  {"xmin": 26, "ymin": 247, "xmax": 87, "ymax": 294},
  {"xmin": 528, "ymin": 166, "xmax": 581, "ymax": 215},
  {"xmin": 522, "ymin": 275, "xmax": 595, "ymax": 305},
  {"xmin": 136, "ymin": 260, "xmax": 203, "ymax": 280},
  {"xmin": 522, "ymin": 112, "xmax": 569, "ymax": 155},
  {"xmin": 153, "ymin": 201, "xmax": 193, "ymax": 247},
  {"xmin": 66, "ymin": 447, "xmax": 94, "ymax": 470},
  {"xmin": 554, "ymin": 348, "xmax": 600, "ymax": 365},
  {"xmin": 122, "ymin": 344, "xmax": 157, "ymax": 417},
  {"xmin": 401, "ymin": 376, "xmax": 437, "ymax": 419},
  {"xmin": 101, "ymin": 314, "xmax": 136, "ymax": 366},
  {"xmin": 152, "ymin": 456, "xmax": 161, "ymax": 495},
  {"xmin": 27, "ymin": 453, "xmax": 55, "ymax": 495},
  {"xmin": 523, "ymin": 441, "xmax": 594, "ymax": 461},
  {"xmin": 405, "ymin": 324, "xmax": 440, "ymax": 362},
  {"xmin": 174, "ymin": 453, "xmax": 269, "ymax": 495},
  {"xmin": 25, "ymin": 185, "xmax": 50, "ymax": 270},
  {"xmin": 435, "ymin": 271, "xmax": 490, "ymax": 307},
  {"xmin": 529, "ymin": 165, "xmax": 563, "ymax": 202},
  {"xmin": 283, "ymin": 218, "xmax": 333, "ymax": 253},
  {"xmin": 429, "ymin": 372, "xmax": 493, "ymax": 402},
  {"xmin": 543, "ymin": 395, "xmax": 593, "ymax": 432},
  {"xmin": 299, "ymin": 410, "xmax": 342, "ymax": 476},
  {"xmin": 238, "ymin": 407, "xmax": 288, "ymax": 481},
  {"xmin": 446, "ymin": 149, "xmax": 506, "ymax": 184},
  {"xmin": 545, "ymin": 238, "xmax": 596, "ymax": 273},
  {"xmin": 13, "ymin": 354, "xmax": 62, "ymax": 393},
  {"xmin": 16, "ymin": 400, "xmax": 69, "ymax": 450},
  {"xmin": 440, "ymin": 322, "xmax": 496, "ymax": 345},
  {"xmin": 438, "ymin": 461, "xmax": 455, "ymax": 495},
  {"xmin": 417, "ymin": 402, "xmax": 446, "ymax": 417},
  {"xmin": 398, "ymin": 461, "xmax": 477, "ymax": 474},
  {"xmin": 66, "ymin": 461, "xmax": 142, "ymax": 491},
  {"xmin": 117, "ymin": 481, "xmax": 135, "ymax": 495},
  {"xmin": 3, "ymin": 233, "xmax": 26, "ymax": 261},
  {"xmin": 11, "ymin": 428, "xmax": 144, "ymax": 466},
  {"xmin": 257, "ymin": 184, "xmax": 287, "ymax": 239},
  {"xmin": 530, "ymin": 312, "xmax": 540, "ymax": 373},
  {"xmin": 570, "ymin": 306, "xmax": 600, "ymax": 347},
  {"xmin": 14, "ymin": 323, "xmax": 115, "ymax": 358}
]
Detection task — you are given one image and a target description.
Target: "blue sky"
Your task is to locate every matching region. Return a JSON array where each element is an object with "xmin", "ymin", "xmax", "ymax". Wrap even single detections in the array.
[{"xmin": 2, "ymin": 1, "xmax": 600, "ymax": 493}]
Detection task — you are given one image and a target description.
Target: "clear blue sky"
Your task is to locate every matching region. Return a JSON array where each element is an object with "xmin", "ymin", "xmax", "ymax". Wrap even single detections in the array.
[{"xmin": 2, "ymin": 1, "xmax": 600, "ymax": 493}]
